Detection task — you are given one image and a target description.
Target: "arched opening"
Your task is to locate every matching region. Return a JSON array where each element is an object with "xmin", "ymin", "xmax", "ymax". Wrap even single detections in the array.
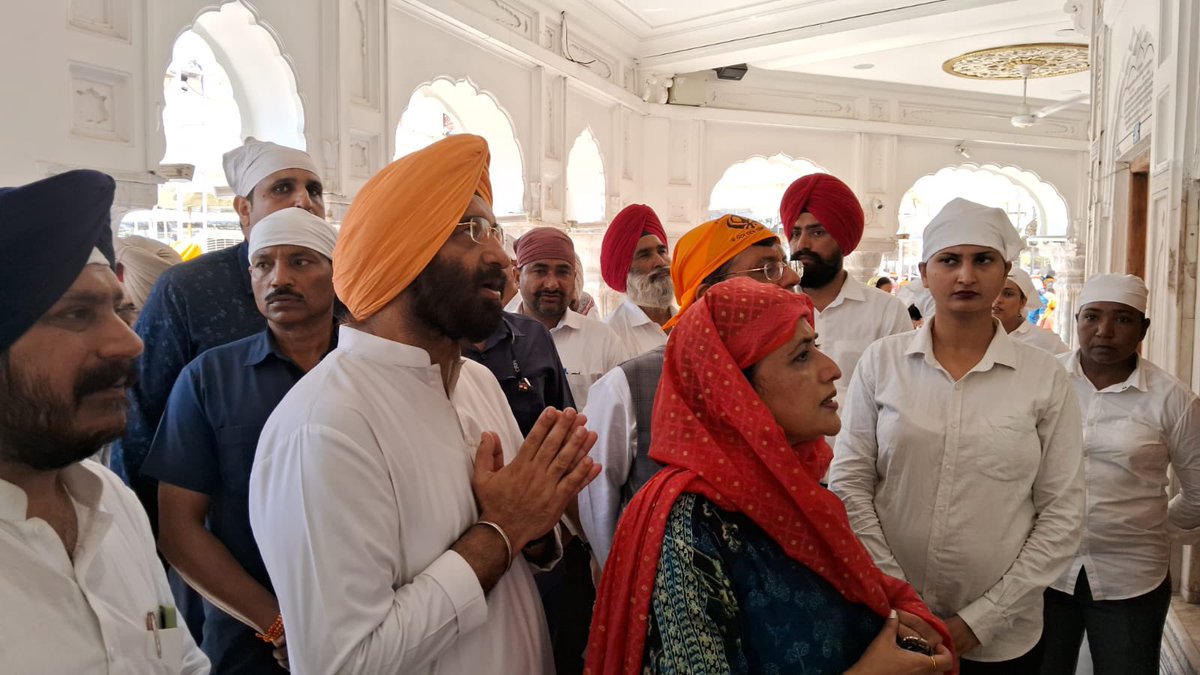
[
  {"xmin": 395, "ymin": 78, "xmax": 525, "ymax": 218},
  {"xmin": 565, "ymin": 128, "xmax": 606, "ymax": 225},
  {"xmin": 708, "ymin": 154, "xmax": 827, "ymax": 232},
  {"xmin": 122, "ymin": 2, "xmax": 307, "ymax": 256}
]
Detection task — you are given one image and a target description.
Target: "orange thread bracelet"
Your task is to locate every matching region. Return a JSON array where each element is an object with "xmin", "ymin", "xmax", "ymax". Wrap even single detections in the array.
[{"xmin": 256, "ymin": 614, "xmax": 284, "ymax": 643}]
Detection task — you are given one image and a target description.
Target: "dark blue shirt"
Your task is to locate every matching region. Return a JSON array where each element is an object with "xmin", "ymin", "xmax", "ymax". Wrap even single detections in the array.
[
  {"xmin": 119, "ymin": 242, "xmax": 264, "ymax": 483},
  {"xmin": 141, "ymin": 327, "xmax": 333, "ymax": 674},
  {"xmin": 462, "ymin": 312, "xmax": 575, "ymax": 436}
]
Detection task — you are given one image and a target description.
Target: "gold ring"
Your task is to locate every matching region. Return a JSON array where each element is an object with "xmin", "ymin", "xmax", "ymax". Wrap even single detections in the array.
[{"xmin": 928, "ymin": 654, "xmax": 937, "ymax": 671}]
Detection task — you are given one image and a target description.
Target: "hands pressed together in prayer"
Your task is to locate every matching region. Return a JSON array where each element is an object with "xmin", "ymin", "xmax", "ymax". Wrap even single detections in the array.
[
  {"xmin": 455, "ymin": 407, "xmax": 600, "ymax": 590},
  {"xmin": 847, "ymin": 610, "xmax": 953, "ymax": 675}
]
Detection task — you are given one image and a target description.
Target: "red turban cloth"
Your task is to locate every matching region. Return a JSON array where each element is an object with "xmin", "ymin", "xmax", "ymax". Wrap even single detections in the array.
[
  {"xmin": 515, "ymin": 227, "xmax": 575, "ymax": 267},
  {"xmin": 780, "ymin": 173, "xmax": 864, "ymax": 255},
  {"xmin": 586, "ymin": 277, "xmax": 955, "ymax": 674},
  {"xmin": 599, "ymin": 204, "xmax": 666, "ymax": 292},
  {"xmin": 334, "ymin": 134, "xmax": 491, "ymax": 321}
]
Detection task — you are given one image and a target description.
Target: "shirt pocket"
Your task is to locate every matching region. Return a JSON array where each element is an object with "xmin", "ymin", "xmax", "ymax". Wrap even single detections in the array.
[
  {"xmin": 144, "ymin": 626, "xmax": 184, "ymax": 673},
  {"xmin": 214, "ymin": 424, "xmax": 264, "ymax": 496},
  {"xmin": 969, "ymin": 416, "xmax": 1042, "ymax": 485},
  {"xmin": 566, "ymin": 371, "xmax": 602, "ymax": 401},
  {"xmin": 1091, "ymin": 418, "xmax": 1168, "ymax": 480}
]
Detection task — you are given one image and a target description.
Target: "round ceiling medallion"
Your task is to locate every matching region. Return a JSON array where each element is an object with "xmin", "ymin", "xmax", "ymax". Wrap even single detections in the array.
[{"xmin": 943, "ymin": 43, "xmax": 1089, "ymax": 79}]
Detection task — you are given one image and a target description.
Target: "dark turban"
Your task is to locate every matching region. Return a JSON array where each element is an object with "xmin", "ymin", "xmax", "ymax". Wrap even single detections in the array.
[
  {"xmin": 600, "ymin": 204, "xmax": 667, "ymax": 292},
  {"xmin": 780, "ymin": 174, "xmax": 864, "ymax": 255},
  {"xmin": 0, "ymin": 170, "xmax": 116, "ymax": 352},
  {"xmin": 515, "ymin": 227, "xmax": 575, "ymax": 268}
]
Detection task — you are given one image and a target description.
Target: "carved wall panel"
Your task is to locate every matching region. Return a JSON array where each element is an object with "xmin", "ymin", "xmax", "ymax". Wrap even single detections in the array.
[
  {"xmin": 484, "ymin": 0, "xmax": 536, "ymax": 42},
  {"xmin": 545, "ymin": 76, "xmax": 563, "ymax": 160},
  {"xmin": 1115, "ymin": 29, "xmax": 1155, "ymax": 155},
  {"xmin": 667, "ymin": 120, "xmax": 691, "ymax": 186},
  {"xmin": 346, "ymin": 0, "xmax": 380, "ymax": 108},
  {"xmin": 68, "ymin": 0, "xmax": 131, "ymax": 41},
  {"xmin": 68, "ymin": 62, "xmax": 131, "ymax": 144},
  {"xmin": 711, "ymin": 88, "xmax": 857, "ymax": 119},
  {"xmin": 348, "ymin": 130, "xmax": 381, "ymax": 179}
]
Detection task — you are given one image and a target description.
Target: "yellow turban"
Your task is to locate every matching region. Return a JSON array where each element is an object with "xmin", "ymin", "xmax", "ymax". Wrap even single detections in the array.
[
  {"xmin": 664, "ymin": 214, "xmax": 777, "ymax": 329},
  {"xmin": 334, "ymin": 134, "xmax": 492, "ymax": 321}
]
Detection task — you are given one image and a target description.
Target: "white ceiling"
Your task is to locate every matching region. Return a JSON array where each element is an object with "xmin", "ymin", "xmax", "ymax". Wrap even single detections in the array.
[{"xmin": 578, "ymin": 0, "xmax": 1090, "ymax": 101}]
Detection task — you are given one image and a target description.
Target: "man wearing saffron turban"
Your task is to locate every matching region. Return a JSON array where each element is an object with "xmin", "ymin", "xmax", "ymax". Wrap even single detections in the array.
[
  {"xmin": 248, "ymin": 135, "xmax": 600, "ymax": 675},
  {"xmin": 780, "ymin": 173, "xmax": 911, "ymax": 451},
  {"xmin": 580, "ymin": 214, "xmax": 803, "ymax": 567},
  {"xmin": 599, "ymin": 204, "xmax": 673, "ymax": 357}
]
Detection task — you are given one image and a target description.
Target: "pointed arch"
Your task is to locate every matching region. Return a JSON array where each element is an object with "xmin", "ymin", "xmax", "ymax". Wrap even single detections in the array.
[
  {"xmin": 708, "ymin": 153, "xmax": 827, "ymax": 231},
  {"xmin": 565, "ymin": 127, "xmax": 607, "ymax": 224}
]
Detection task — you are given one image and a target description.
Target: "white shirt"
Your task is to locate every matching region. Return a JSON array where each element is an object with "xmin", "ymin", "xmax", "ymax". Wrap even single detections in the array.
[
  {"xmin": 830, "ymin": 320, "xmax": 1084, "ymax": 662},
  {"xmin": 604, "ymin": 298, "xmax": 668, "ymax": 358},
  {"xmin": 546, "ymin": 309, "xmax": 628, "ymax": 409},
  {"xmin": 249, "ymin": 326, "xmax": 554, "ymax": 675},
  {"xmin": 1009, "ymin": 320, "xmax": 1070, "ymax": 355},
  {"xmin": 1052, "ymin": 351, "xmax": 1200, "ymax": 600},
  {"xmin": 812, "ymin": 276, "xmax": 913, "ymax": 403},
  {"xmin": 0, "ymin": 461, "xmax": 208, "ymax": 675},
  {"xmin": 579, "ymin": 366, "xmax": 638, "ymax": 567}
]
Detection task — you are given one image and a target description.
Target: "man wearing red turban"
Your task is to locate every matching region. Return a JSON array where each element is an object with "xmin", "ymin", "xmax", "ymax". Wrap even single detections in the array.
[
  {"xmin": 599, "ymin": 204, "xmax": 673, "ymax": 358},
  {"xmin": 779, "ymin": 173, "xmax": 911, "ymax": 453}
]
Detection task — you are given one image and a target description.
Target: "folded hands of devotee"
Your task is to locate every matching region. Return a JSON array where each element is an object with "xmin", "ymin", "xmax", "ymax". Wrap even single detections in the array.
[
  {"xmin": 942, "ymin": 614, "xmax": 980, "ymax": 655},
  {"xmin": 848, "ymin": 612, "xmax": 954, "ymax": 674},
  {"xmin": 471, "ymin": 407, "xmax": 600, "ymax": 561},
  {"xmin": 895, "ymin": 610, "xmax": 945, "ymax": 651}
]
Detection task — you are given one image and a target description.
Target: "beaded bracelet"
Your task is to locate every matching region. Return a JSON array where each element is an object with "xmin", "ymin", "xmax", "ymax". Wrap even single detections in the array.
[
  {"xmin": 256, "ymin": 613, "xmax": 284, "ymax": 644},
  {"xmin": 477, "ymin": 520, "xmax": 514, "ymax": 571}
]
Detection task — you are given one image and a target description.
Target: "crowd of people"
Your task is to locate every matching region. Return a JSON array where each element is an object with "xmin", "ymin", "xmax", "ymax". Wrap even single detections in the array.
[{"xmin": 2, "ymin": 132, "xmax": 1199, "ymax": 675}]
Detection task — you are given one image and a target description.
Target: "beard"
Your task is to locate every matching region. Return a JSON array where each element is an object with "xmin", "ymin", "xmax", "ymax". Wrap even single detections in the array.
[
  {"xmin": 792, "ymin": 248, "xmax": 843, "ymax": 288},
  {"xmin": 410, "ymin": 254, "xmax": 507, "ymax": 343},
  {"xmin": 0, "ymin": 354, "xmax": 137, "ymax": 471},
  {"xmin": 625, "ymin": 267, "xmax": 674, "ymax": 309}
]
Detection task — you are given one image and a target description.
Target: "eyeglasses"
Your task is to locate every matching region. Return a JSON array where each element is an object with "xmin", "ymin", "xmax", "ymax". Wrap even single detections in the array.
[
  {"xmin": 456, "ymin": 216, "xmax": 504, "ymax": 245},
  {"xmin": 713, "ymin": 260, "xmax": 804, "ymax": 282}
]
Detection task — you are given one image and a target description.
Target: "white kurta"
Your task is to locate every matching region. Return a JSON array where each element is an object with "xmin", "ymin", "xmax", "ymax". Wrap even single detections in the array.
[
  {"xmin": 0, "ymin": 461, "xmax": 209, "ymax": 675},
  {"xmin": 1052, "ymin": 351, "xmax": 1200, "ymax": 600},
  {"xmin": 1009, "ymin": 320, "xmax": 1070, "ymax": 355},
  {"xmin": 578, "ymin": 366, "xmax": 637, "ymax": 567},
  {"xmin": 603, "ymin": 298, "xmax": 668, "ymax": 359},
  {"xmin": 830, "ymin": 321, "xmax": 1084, "ymax": 662},
  {"xmin": 249, "ymin": 326, "xmax": 553, "ymax": 675},
  {"xmin": 548, "ymin": 309, "xmax": 628, "ymax": 409}
]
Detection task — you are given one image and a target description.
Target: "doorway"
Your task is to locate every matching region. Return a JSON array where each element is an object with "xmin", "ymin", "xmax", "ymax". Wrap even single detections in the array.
[{"xmin": 1125, "ymin": 151, "xmax": 1150, "ymax": 279}]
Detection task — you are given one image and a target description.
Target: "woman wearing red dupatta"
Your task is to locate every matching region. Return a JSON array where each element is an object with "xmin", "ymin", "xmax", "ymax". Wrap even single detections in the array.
[{"xmin": 586, "ymin": 278, "xmax": 955, "ymax": 674}]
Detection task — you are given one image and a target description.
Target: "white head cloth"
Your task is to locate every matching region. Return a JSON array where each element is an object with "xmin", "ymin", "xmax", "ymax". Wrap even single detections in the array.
[
  {"xmin": 113, "ymin": 236, "xmax": 183, "ymax": 309},
  {"xmin": 247, "ymin": 207, "xmax": 338, "ymax": 260},
  {"xmin": 921, "ymin": 198, "xmax": 1025, "ymax": 262},
  {"xmin": 1007, "ymin": 268, "xmax": 1044, "ymax": 313},
  {"xmin": 1077, "ymin": 273, "xmax": 1149, "ymax": 314},
  {"xmin": 222, "ymin": 137, "xmax": 321, "ymax": 198}
]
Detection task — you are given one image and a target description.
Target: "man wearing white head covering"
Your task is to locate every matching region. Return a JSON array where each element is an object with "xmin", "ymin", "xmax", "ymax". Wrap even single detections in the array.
[
  {"xmin": 1040, "ymin": 274, "xmax": 1200, "ymax": 675},
  {"xmin": 992, "ymin": 268, "xmax": 1069, "ymax": 354},
  {"xmin": 140, "ymin": 207, "xmax": 338, "ymax": 674},
  {"xmin": 114, "ymin": 235, "xmax": 184, "ymax": 310},
  {"xmin": 120, "ymin": 138, "xmax": 326, "ymax": 547},
  {"xmin": 832, "ymin": 197, "xmax": 1083, "ymax": 672}
]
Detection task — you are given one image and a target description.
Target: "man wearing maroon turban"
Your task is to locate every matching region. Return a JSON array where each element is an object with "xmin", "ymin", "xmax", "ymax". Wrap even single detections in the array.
[
  {"xmin": 779, "ymin": 173, "xmax": 910, "ymax": 453},
  {"xmin": 599, "ymin": 204, "xmax": 673, "ymax": 358}
]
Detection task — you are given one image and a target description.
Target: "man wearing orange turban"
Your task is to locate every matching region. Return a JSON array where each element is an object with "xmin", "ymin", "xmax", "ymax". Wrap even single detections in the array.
[
  {"xmin": 249, "ymin": 134, "xmax": 601, "ymax": 675},
  {"xmin": 580, "ymin": 213, "xmax": 802, "ymax": 567},
  {"xmin": 599, "ymin": 204, "xmax": 673, "ymax": 357},
  {"xmin": 779, "ymin": 173, "xmax": 911, "ymax": 453}
]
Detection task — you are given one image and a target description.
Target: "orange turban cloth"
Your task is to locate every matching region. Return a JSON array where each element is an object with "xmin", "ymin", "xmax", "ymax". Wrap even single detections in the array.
[
  {"xmin": 780, "ymin": 173, "xmax": 864, "ymax": 255},
  {"xmin": 334, "ymin": 134, "xmax": 492, "ymax": 321},
  {"xmin": 663, "ymin": 214, "xmax": 777, "ymax": 329},
  {"xmin": 600, "ymin": 204, "xmax": 666, "ymax": 292}
]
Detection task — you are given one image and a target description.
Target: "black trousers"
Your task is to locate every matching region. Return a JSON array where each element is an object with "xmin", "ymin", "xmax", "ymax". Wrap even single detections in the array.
[
  {"xmin": 959, "ymin": 641, "xmax": 1043, "ymax": 674},
  {"xmin": 1039, "ymin": 569, "xmax": 1171, "ymax": 675}
]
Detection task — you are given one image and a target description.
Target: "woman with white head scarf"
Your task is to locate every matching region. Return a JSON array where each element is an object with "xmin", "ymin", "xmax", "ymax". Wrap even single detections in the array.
[
  {"xmin": 831, "ymin": 198, "xmax": 1084, "ymax": 674},
  {"xmin": 991, "ymin": 268, "xmax": 1069, "ymax": 354}
]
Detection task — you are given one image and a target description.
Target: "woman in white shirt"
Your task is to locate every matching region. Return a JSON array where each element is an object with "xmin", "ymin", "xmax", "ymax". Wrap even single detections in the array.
[
  {"xmin": 991, "ymin": 268, "xmax": 1070, "ymax": 355},
  {"xmin": 830, "ymin": 198, "xmax": 1084, "ymax": 674}
]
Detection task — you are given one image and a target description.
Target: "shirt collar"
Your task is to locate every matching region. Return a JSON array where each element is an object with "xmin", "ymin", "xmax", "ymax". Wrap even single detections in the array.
[
  {"xmin": 337, "ymin": 325, "xmax": 465, "ymax": 390},
  {"xmin": 243, "ymin": 322, "xmax": 341, "ymax": 367},
  {"xmin": 473, "ymin": 313, "xmax": 520, "ymax": 353},
  {"xmin": 0, "ymin": 461, "xmax": 105, "ymax": 523},
  {"xmin": 822, "ymin": 274, "xmax": 866, "ymax": 310},
  {"xmin": 554, "ymin": 309, "xmax": 587, "ymax": 332},
  {"xmin": 905, "ymin": 317, "xmax": 1018, "ymax": 373},
  {"xmin": 1062, "ymin": 349, "xmax": 1148, "ymax": 393}
]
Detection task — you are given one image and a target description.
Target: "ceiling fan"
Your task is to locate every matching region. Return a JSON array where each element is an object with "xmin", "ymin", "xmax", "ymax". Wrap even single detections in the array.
[{"xmin": 1010, "ymin": 63, "xmax": 1089, "ymax": 128}]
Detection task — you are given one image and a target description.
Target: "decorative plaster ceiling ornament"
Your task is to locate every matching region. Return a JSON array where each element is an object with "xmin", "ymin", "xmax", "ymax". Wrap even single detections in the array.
[{"xmin": 943, "ymin": 43, "xmax": 1089, "ymax": 79}]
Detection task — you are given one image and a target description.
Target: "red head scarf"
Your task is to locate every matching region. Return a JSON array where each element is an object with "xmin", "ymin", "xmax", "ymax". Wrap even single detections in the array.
[
  {"xmin": 780, "ymin": 173, "xmax": 864, "ymax": 254},
  {"xmin": 586, "ymin": 277, "xmax": 954, "ymax": 674},
  {"xmin": 600, "ymin": 204, "xmax": 667, "ymax": 292},
  {"xmin": 515, "ymin": 227, "xmax": 575, "ymax": 267}
]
